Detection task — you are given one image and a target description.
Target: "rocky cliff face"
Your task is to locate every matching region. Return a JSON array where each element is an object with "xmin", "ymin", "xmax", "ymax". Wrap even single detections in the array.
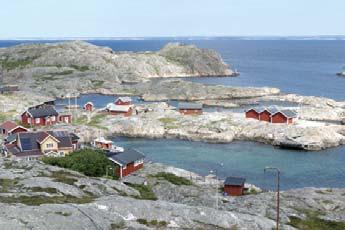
[{"xmin": 0, "ymin": 41, "xmax": 232, "ymax": 96}]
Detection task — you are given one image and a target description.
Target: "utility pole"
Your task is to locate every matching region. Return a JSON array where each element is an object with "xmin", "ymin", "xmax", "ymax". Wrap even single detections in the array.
[{"xmin": 264, "ymin": 167, "xmax": 280, "ymax": 230}]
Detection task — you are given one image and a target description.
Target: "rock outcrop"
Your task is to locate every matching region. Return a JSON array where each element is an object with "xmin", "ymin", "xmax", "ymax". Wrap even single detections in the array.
[
  {"xmin": 0, "ymin": 41, "xmax": 233, "ymax": 96},
  {"xmin": 0, "ymin": 159, "xmax": 345, "ymax": 229}
]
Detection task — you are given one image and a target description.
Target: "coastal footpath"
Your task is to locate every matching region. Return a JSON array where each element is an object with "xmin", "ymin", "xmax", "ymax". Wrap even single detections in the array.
[{"xmin": 0, "ymin": 159, "xmax": 344, "ymax": 229}]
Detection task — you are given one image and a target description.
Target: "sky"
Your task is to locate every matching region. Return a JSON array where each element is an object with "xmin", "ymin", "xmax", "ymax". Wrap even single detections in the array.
[{"xmin": 0, "ymin": 0, "xmax": 345, "ymax": 38}]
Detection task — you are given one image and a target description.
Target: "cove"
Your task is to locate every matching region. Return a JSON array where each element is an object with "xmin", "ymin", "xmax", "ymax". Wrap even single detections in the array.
[{"xmin": 111, "ymin": 137, "xmax": 345, "ymax": 190}]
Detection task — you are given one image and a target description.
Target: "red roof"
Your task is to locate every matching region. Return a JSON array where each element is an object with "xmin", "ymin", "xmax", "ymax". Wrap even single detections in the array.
[{"xmin": 0, "ymin": 121, "xmax": 19, "ymax": 131}]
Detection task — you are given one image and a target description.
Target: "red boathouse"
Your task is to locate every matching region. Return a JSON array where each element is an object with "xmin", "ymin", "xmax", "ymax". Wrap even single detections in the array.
[
  {"xmin": 106, "ymin": 103, "xmax": 133, "ymax": 117},
  {"xmin": 107, "ymin": 149, "xmax": 145, "ymax": 178},
  {"xmin": 178, "ymin": 102, "xmax": 203, "ymax": 115},
  {"xmin": 224, "ymin": 176, "xmax": 246, "ymax": 196},
  {"xmin": 271, "ymin": 110, "xmax": 297, "ymax": 124},
  {"xmin": 245, "ymin": 108, "xmax": 260, "ymax": 120}
]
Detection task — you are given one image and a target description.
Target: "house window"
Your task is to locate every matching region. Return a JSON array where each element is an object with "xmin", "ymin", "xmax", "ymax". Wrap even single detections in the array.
[
  {"xmin": 51, "ymin": 116, "xmax": 55, "ymax": 121},
  {"xmin": 134, "ymin": 159, "xmax": 143, "ymax": 166},
  {"xmin": 46, "ymin": 143, "xmax": 54, "ymax": 148},
  {"xmin": 35, "ymin": 118, "xmax": 40, "ymax": 124}
]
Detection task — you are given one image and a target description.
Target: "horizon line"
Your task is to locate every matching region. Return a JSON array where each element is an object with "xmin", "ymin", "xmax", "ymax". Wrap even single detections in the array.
[{"xmin": 1, "ymin": 35, "xmax": 345, "ymax": 41}]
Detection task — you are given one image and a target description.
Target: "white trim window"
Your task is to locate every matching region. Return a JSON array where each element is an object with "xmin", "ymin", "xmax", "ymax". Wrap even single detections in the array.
[
  {"xmin": 46, "ymin": 143, "xmax": 54, "ymax": 148},
  {"xmin": 35, "ymin": 118, "xmax": 40, "ymax": 124},
  {"xmin": 134, "ymin": 159, "xmax": 143, "ymax": 167},
  {"xmin": 51, "ymin": 116, "xmax": 56, "ymax": 121}
]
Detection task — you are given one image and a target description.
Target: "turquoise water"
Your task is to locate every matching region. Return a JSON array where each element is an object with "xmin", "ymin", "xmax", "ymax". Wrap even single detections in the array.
[{"xmin": 112, "ymin": 137, "xmax": 345, "ymax": 190}]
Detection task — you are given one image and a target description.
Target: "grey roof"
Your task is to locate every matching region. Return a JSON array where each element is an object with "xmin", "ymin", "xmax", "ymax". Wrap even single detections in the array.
[
  {"xmin": 224, "ymin": 176, "xmax": 246, "ymax": 186},
  {"xmin": 27, "ymin": 106, "xmax": 58, "ymax": 118},
  {"xmin": 265, "ymin": 107, "xmax": 279, "ymax": 114},
  {"xmin": 178, "ymin": 102, "xmax": 203, "ymax": 110},
  {"xmin": 5, "ymin": 134, "xmax": 17, "ymax": 144},
  {"xmin": 47, "ymin": 131, "xmax": 73, "ymax": 148},
  {"xmin": 277, "ymin": 109, "xmax": 298, "ymax": 118},
  {"xmin": 107, "ymin": 149, "xmax": 145, "ymax": 166}
]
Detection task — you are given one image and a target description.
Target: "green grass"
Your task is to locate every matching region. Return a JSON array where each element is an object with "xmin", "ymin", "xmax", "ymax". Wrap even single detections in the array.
[
  {"xmin": 87, "ymin": 113, "xmax": 108, "ymax": 130},
  {"xmin": 158, "ymin": 117, "xmax": 178, "ymax": 124},
  {"xmin": 50, "ymin": 70, "xmax": 74, "ymax": 75},
  {"xmin": 0, "ymin": 194, "xmax": 95, "ymax": 206},
  {"xmin": 0, "ymin": 178, "xmax": 19, "ymax": 192},
  {"xmin": 289, "ymin": 210, "xmax": 345, "ymax": 230},
  {"xmin": 128, "ymin": 184, "xmax": 157, "ymax": 201},
  {"xmin": 30, "ymin": 187, "xmax": 58, "ymax": 194},
  {"xmin": 0, "ymin": 57, "xmax": 35, "ymax": 70},
  {"xmin": 91, "ymin": 80, "xmax": 104, "ymax": 88},
  {"xmin": 152, "ymin": 172, "xmax": 193, "ymax": 186},
  {"xmin": 72, "ymin": 115, "xmax": 88, "ymax": 125},
  {"xmin": 70, "ymin": 64, "xmax": 89, "ymax": 72},
  {"xmin": 137, "ymin": 219, "xmax": 168, "ymax": 227},
  {"xmin": 50, "ymin": 171, "xmax": 78, "ymax": 185}
]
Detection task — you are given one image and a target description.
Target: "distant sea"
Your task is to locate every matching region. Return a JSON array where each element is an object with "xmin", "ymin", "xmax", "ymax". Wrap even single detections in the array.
[{"xmin": 1, "ymin": 38, "xmax": 345, "ymax": 100}]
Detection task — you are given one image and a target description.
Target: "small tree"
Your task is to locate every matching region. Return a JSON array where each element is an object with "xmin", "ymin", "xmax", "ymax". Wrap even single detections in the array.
[{"xmin": 43, "ymin": 149, "xmax": 115, "ymax": 177}]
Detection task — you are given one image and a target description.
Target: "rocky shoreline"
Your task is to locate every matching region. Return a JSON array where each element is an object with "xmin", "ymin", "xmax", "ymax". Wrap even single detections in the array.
[{"xmin": 0, "ymin": 158, "xmax": 344, "ymax": 229}]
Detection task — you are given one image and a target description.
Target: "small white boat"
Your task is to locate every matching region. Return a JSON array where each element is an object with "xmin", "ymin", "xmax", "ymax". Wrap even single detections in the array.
[{"xmin": 91, "ymin": 137, "xmax": 124, "ymax": 153}]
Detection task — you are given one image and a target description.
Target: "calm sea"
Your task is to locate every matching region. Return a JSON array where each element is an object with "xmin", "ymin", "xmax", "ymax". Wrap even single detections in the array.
[{"xmin": 1, "ymin": 39, "xmax": 345, "ymax": 189}]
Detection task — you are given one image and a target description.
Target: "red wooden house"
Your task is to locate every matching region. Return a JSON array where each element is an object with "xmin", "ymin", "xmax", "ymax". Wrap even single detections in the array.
[
  {"xmin": 115, "ymin": 97, "xmax": 132, "ymax": 105},
  {"xmin": 224, "ymin": 176, "xmax": 246, "ymax": 196},
  {"xmin": 0, "ymin": 121, "xmax": 28, "ymax": 136},
  {"xmin": 84, "ymin": 102, "xmax": 94, "ymax": 112},
  {"xmin": 21, "ymin": 106, "xmax": 59, "ymax": 126},
  {"xmin": 271, "ymin": 110, "xmax": 297, "ymax": 124},
  {"xmin": 107, "ymin": 149, "xmax": 145, "ymax": 178},
  {"xmin": 178, "ymin": 102, "xmax": 203, "ymax": 115},
  {"xmin": 106, "ymin": 103, "xmax": 133, "ymax": 116}
]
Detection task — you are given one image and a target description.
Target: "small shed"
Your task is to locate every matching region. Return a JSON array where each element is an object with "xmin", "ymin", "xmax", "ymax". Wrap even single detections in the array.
[
  {"xmin": 271, "ymin": 109, "xmax": 297, "ymax": 124},
  {"xmin": 224, "ymin": 176, "xmax": 246, "ymax": 196},
  {"xmin": 58, "ymin": 113, "xmax": 72, "ymax": 124},
  {"xmin": 115, "ymin": 97, "xmax": 132, "ymax": 105},
  {"xmin": 84, "ymin": 102, "xmax": 94, "ymax": 112},
  {"xmin": 178, "ymin": 102, "xmax": 203, "ymax": 115},
  {"xmin": 107, "ymin": 149, "xmax": 145, "ymax": 178},
  {"xmin": 0, "ymin": 121, "xmax": 28, "ymax": 136}
]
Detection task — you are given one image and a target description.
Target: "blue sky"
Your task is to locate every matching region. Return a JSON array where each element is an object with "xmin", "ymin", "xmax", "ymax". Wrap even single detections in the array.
[{"xmin": 0, "ymin": 0, "xmax": 344, "ymax": 38}]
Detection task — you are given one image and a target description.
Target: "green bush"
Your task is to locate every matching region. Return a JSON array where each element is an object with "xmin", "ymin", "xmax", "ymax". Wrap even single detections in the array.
[
  {"xmin": 152, "ymin": 172, "xmax": 193, "ymax": 186},
  {"xmin": 42, "ymin": 149, "xmax": 115, "ymax": 177}
]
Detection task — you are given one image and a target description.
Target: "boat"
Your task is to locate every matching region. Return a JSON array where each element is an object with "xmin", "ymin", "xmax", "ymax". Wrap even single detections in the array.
[
  {"xmin": 91, "ymin": 137, "xmax": 124, "ymax": 153},
  {"xmin": 231, "ymin": 69, "xmax": 240, "ymax": 77}
]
